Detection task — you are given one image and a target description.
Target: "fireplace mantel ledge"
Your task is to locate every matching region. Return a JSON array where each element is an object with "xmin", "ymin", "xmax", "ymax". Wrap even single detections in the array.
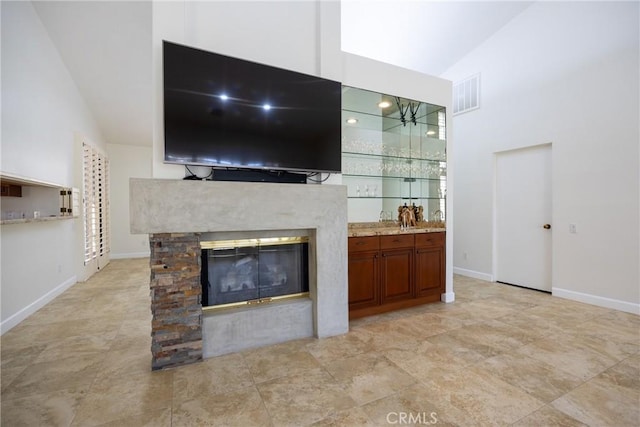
[{"xmin": 130, "ymin": 178, "xmax": 347, "ymax": 236}]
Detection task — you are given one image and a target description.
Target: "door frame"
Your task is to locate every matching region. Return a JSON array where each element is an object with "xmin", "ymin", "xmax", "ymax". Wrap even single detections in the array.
[{"xmin": 491, "ymin": 142, "xmax": 553, "ymax": 291}]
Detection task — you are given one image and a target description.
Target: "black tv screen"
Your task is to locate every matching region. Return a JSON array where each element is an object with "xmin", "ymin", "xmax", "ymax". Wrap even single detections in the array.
[{"xmin": 163, "ymin": 41, "xmax": 342, "ymax": 174}]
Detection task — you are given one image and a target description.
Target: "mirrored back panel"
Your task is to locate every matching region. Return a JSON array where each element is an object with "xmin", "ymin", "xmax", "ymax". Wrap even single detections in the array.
[{"xmin": 342, "ymin": 86, "xmax": 447, "ymax": 223}]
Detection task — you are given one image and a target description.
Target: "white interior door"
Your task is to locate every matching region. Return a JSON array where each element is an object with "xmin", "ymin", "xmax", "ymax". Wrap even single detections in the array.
[{"xmin": 495, "ymin": 144, "xmax": 551, "ymax": 292}]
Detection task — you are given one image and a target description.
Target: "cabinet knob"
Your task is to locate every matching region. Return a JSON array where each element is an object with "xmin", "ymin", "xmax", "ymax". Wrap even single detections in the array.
[{"xmin": 543, "ymin": 224, "xmax": 551, "ymax": 230}]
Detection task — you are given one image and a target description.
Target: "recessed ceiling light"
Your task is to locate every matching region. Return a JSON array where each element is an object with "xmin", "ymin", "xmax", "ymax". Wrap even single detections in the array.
[
  {"xmin": 219, "ymin": 94, "xmax": 228, "ymax": 101},
  {"xmin": 346, "ymin": 118, "xmax": 358, "ymax": 124},
  {"xmin": 378, "ymin": 101, "xmax": 391, "ymax": 109},
  {"xmin": 262, "ymin": 104, "xmax": 271, "ymax": 111}
]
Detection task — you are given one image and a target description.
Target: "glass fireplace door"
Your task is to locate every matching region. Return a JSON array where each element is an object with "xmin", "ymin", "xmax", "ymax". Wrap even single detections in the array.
[{"xmin": 201, "ymin": 237, "xmax": 309, "ymax": 308}]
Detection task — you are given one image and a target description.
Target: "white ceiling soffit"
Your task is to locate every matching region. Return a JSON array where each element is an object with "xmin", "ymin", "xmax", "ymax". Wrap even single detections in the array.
[
  {"xmin": 33, "ymin": 1, "xmax": 152, "ymax": 147},
  {"xmin": 341, "ymin": 0, "xmax": 535, "ymax": 77}
]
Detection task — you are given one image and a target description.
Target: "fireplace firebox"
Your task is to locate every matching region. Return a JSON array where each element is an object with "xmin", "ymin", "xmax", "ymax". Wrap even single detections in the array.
[{"xmin": 201, "ymin": 237, "xmax": 309, "ymax": 309}]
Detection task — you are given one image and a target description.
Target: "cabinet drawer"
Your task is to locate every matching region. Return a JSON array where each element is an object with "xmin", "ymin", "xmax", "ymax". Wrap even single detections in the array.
[
  {"xmin": 380, "ymin": 234, "xmax": 414, "ymax": 249},
  {"xmin": 415, "ymin": 232, "xmax": 445, "ymax": 248},
  {"xmin": 348, "ymin": 236, "xmax": 380, "ymax": 252}
]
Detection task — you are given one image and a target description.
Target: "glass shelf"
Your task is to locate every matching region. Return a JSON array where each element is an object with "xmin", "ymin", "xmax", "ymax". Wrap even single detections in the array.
[
  {"xmin": 342, "ymin": 86, "xmax": 447, "ymax": 223},
  {"xmin": 342, "ymin": 151, "xmax": 445, "ymax": 163},
  {"xmin": 342, "ymin": 173, "xmax": 446, "ymax": 181},
  {"xmin": 342, "ymin": 104, "xmax": 445, "ymax": 128},
  {"xmin": 347, "ymin": 196, "xmax": 445, "ymax": 200},
  {"xmin": 342, "ymin": 156, "xmax": 446, "ymax": 180}
]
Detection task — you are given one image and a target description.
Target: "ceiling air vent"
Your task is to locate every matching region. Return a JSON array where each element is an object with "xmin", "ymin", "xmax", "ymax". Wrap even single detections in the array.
[{"xmin": 453, "ymin": 73, "xmax": 480, "ymax": 115}]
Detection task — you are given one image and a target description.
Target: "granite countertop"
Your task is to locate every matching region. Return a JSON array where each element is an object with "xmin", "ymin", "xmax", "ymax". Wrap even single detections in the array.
[
  {"xmin": 0, "ymin": 215, "xmax": 75, "ymax": 225},
  {"xmin": 348, "ymin": 221, "xmax": 446, "ymax": 237}
]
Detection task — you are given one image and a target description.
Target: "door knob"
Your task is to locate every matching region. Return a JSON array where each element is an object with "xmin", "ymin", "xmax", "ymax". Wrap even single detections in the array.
[{"xmin": 543, "ymin": 224, "xmax": 551, "ymax": 229}]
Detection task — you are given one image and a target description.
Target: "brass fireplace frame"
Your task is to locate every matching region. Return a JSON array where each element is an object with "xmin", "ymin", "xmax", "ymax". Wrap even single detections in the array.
[
  {"xmin": 201, "ymin": 236, "xmax": 310, "ymax": 313},
  {"xmin": 201, "ymin": 236, "xmax": 308, "ymax": 250}
]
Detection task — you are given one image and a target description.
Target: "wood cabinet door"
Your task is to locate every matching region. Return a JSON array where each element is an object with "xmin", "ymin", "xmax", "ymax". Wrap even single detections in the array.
[
  {"xmin": 415, "ymin": 246, "xmax": 445, "ymax": 296},
  {"xmin": 348, "ymin": 250, "xmax": 379, "ymax": 310},
  {"xmin": 380, "ymin": 248, "xmax": 414, "ymax": 303}
]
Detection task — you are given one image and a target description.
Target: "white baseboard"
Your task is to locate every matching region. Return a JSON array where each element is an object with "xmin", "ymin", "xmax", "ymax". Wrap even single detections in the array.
[
  {"xmin": 453, "ymin": 267, "xmax": 494, "ymax": 282},
  {"xmin": 441, "ymin": 292, "xmax": 455, "ymax": 303},
  {"xmin": 1, "ymin": 275, "xmax": 77, "ymax": 335},
  {"xmin": 553, "ymin": 287, "xmax": 640, "ymax": 315},
  {"xmin": 110, "ymin": 251, "xmax": 150, "ymax": 260}
]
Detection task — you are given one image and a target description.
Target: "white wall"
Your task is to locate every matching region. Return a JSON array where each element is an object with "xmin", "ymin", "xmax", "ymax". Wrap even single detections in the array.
[
  {"xmin": 1, "ymin": 1, "xmax": 107, "ymax": 332},
  {"xmin": 107, "ymin": 143, "xmax": 152, "ymax": 259},
  {"xmin": 1, "ymin": 2, "xmax": 106, "ymax": 184},
  {"xmin": 151, "ymin": 0, "xmax": 339, "ymax": 179},
  {"xmin": 442, "ymin": 2, "xmax": 639, "ymax": 312}
]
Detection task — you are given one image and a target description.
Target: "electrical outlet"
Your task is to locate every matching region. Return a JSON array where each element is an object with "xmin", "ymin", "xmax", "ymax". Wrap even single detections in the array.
[{"xmin": 569, "ymin": 224, "xmax": 577, "ymax": 234}]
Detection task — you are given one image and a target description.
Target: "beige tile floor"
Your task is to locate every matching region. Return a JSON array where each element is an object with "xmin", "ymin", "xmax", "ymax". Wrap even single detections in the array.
[{"xmin": 1, "ymin": 258, "xmax": 639, "ymax": 426}]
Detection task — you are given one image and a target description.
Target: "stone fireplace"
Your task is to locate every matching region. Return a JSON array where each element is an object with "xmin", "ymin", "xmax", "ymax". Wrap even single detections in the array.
[{"xmin": 130, "ymin": 179, "xmax": 348, "ymax": 370}]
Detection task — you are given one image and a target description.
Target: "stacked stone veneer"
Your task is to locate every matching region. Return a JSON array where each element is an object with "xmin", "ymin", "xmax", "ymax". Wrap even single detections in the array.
[{"xmin": 149, "ymin": 233, "xmax": 202, "ymax": 370}]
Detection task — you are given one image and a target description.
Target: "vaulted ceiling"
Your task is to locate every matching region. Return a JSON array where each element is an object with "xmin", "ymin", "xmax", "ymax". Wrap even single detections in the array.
[
  {"xmin": 31, "ymin": 1, "xmax": 533, "ymax": 147},
  {"xmin": 341, "ymin": 1, "xmax": 533, "ymax": 76},
  {"xmin": 33, "ymin": 1, "xmax": 152, "ymax": 147}
]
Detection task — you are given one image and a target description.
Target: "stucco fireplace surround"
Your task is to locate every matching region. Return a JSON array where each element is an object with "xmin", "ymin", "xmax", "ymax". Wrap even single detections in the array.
[{"xmin": 130, "ymin": 178, "xmax": 349, "ymax": 370}]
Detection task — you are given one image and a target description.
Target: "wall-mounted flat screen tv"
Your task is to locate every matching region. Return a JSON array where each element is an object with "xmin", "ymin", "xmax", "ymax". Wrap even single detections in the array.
[{"xmin": 163, "ymin": 41, "xmax": 342, "ymax": 174}]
